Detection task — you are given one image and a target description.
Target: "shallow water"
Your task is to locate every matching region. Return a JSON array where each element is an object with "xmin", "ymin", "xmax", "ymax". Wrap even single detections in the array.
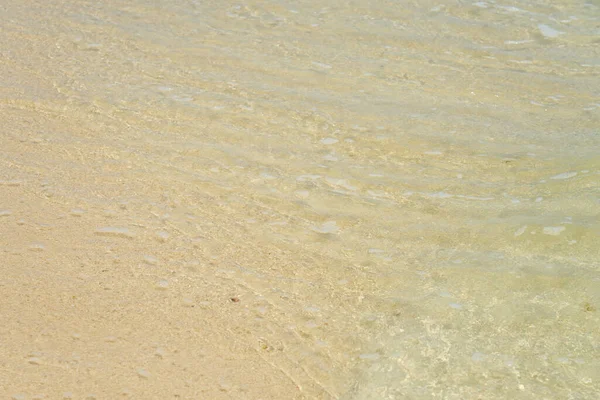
[{"xmin": 1, "ymin": 0, "xmax": 599, "ymax": 398}]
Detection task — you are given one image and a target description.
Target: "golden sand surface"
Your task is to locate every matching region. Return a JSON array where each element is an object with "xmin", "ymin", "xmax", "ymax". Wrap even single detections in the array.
[{"xmin": 1, "ymin": 0, "xmax": 599, "ymax": 399}]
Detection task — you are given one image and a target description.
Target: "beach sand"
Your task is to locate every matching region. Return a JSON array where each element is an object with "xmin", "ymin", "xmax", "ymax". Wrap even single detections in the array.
[{"xmin": 2, "ymin": 0, "xmax": 599, "ymax": 399}]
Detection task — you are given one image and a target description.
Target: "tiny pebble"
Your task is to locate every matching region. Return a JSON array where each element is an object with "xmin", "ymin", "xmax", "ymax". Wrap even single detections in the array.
[
  {"xmin": 155, "ymin": 348, "xmax": 166, "ymax": 359},
  {"xmin": 320, "ymin": 138, "xmax": 339, "ymax": 145},
  {"xmin": 137, "ymin": 369, "xmax": 150, "ymax": 379},
  {"xmin": 155, "ymin": 230, "xmax": 169, "ymax": 242},
  {"xmin": 29, "ymin": 243, "xmax": 46, "ymax": 251},
  {"xmin": 156, "ymin": 280, "xmax": 169, "ymax": 290},
  {"xmin": 543, "ymin": 226, "xmax": 565, "ymax": 236},
  {"xmin": 359, "ymin": 353, "xmax": 380, "ymax": 360},
  {"xmin": 143, "ymin": 255, "xmax": 158, "ymax": 265}
]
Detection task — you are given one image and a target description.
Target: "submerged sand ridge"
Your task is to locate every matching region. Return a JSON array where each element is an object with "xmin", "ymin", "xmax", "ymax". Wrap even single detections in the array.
[{"xmin": 1, "ymin": 0, "xmax": 600, "ymax": 398}]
